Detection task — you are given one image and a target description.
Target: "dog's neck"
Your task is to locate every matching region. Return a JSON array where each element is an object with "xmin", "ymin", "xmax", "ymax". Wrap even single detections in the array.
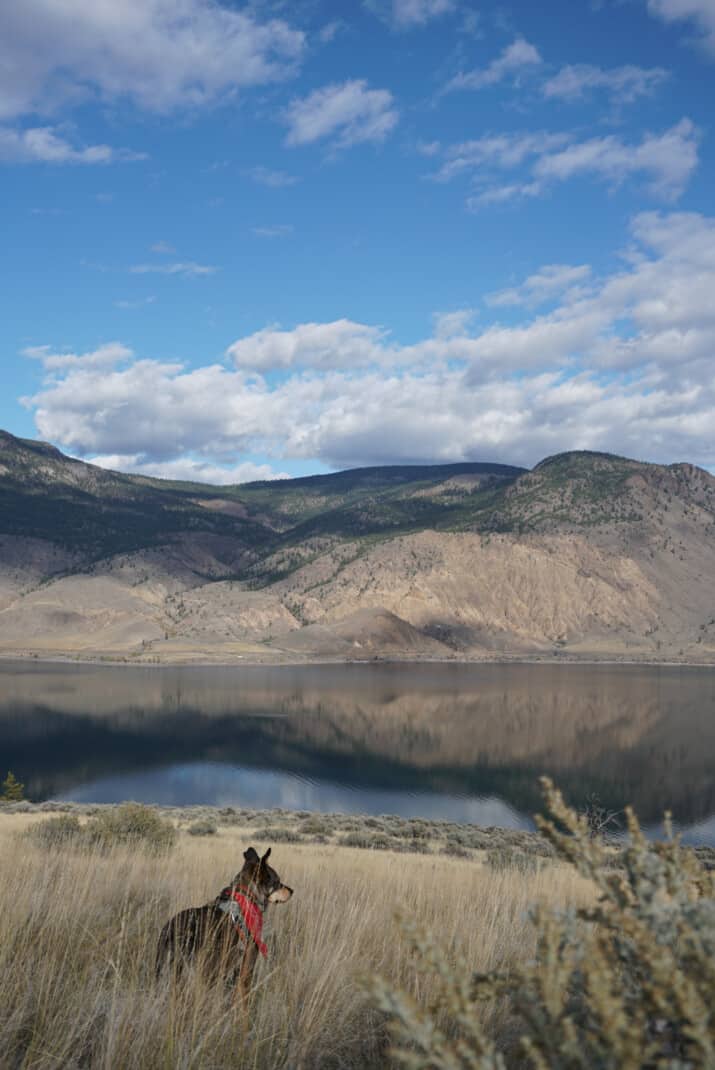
[{"xmin": 233, "ymin": 878, "xmax": 268, "ymax": 912}]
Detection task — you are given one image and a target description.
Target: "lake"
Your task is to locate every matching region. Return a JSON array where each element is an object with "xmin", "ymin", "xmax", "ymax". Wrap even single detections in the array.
[{"xmin": 1, "ymin": 659, "xmax": 714, "ymax": 843}]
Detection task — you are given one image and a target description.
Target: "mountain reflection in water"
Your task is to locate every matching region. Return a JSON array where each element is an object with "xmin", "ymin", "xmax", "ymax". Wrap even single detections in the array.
[{"xmin": 0, "ymin": 660, "xmax": 713, "ymax": 842}]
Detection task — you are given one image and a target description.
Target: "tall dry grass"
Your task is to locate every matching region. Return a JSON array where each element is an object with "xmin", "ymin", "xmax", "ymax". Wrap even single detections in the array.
[{"xmin": 0, "ymin": 814, "xmax": 590, "ymax": 1069}]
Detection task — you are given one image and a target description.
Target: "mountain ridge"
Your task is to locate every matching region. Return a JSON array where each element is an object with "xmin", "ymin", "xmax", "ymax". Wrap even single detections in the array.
[{"xmin": 1, "ymin": 429, "xmax": 714, "ymax": 663}]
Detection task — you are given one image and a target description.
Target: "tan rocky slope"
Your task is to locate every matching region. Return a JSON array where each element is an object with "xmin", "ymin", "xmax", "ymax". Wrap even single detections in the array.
[{"xmin": 0, "ymin": 435, "xmax": 714, "ymax": 661}]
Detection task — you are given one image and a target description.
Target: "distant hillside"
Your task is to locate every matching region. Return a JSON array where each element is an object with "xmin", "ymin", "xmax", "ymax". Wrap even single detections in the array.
[{"xmin": 1, "ymin": 430, "xmax": 714, "ymax": 662}]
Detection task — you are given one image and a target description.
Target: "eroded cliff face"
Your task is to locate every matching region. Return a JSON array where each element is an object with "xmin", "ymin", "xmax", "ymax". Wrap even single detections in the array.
[{"xmin": 0, "ymin": 433, "xmax": 714, "ymax": 661}]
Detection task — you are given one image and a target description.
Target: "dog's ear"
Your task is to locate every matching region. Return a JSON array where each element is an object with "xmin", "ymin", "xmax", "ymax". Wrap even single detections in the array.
[
  {"xmin": 261, "ymin": 847, "xmax": 272, "ymax": 864},
  {"xmin": 244, "ymin": 847, "xmax": 260, "ymax": 864}
]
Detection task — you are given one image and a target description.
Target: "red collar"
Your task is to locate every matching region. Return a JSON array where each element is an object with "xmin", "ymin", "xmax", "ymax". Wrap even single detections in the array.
[{"xmin": 229, "ymin": 890, "xmax": 267, "ymax": 957}]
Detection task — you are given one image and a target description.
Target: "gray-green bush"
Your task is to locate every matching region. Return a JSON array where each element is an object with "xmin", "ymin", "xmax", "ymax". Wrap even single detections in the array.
[
  {"xmin": 83, "ymin": 803, "xmax": 177, "ymax": 853},
  {"xmin": 372, "ymin": 778, "xmax": 715, "ymax": 1069},
  {"xmin": 187, "ymin": 820, "xmax": 218, "ymax": 837},
  {"xmin": 27, "ymin": 813, "xmax": 83, "ymax": 848}
]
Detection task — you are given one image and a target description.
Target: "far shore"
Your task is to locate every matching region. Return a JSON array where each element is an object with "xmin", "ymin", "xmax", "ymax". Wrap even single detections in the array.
[{"xmin": 1, "ymin": 647, "xmax": 715, "ymax": 670}]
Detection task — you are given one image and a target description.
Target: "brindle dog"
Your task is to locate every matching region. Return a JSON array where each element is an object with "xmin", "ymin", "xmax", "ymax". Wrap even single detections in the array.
[{"xmin": 156, "ymin": 847, "xmax": 293, "ymax": 1007}]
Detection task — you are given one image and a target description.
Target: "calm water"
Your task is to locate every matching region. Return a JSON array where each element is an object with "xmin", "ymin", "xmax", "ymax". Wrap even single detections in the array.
[{"xmin": 1, "ymin": 660, "xmax": 714, "ymax": 843}]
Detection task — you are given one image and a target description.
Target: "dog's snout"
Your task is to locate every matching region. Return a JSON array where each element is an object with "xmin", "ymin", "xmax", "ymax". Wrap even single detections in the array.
[{"xmin": 268, "ymin": 884, "xmax": 293, "ymax": 903}]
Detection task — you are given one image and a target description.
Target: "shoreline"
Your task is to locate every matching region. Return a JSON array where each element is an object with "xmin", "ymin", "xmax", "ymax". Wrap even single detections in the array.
[{"xmin": 2, "ymin": 649, "xmax": 715, "ymax": 670}]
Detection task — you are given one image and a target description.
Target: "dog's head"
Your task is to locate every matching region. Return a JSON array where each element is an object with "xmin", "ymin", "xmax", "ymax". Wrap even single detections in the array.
[{"xmin": 235, "ymin": 847, "xmax": 293, "ymax": 904}]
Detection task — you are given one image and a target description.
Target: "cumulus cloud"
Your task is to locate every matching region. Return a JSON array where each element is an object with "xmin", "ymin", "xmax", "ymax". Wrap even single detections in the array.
[
  {"xmin": 87, "ymin": 454, "xmax": 288, "ymax": 485},
  {"xmin": 647, "ymin": 0, "xmax": 715, "ymax": 55},
  {"xmin": 434, "ymin": 119, "xmax": 699, "ymax": 205},
  {"xmin": 22, "ymin": 212, "xmax": 715, "ymax": 473},
  {"xmin": 283, "ymin": 80, "xmax": 398, "ymax": 148},
  {"xmin": 18, "ymin": 210, "xmax": 714, "ymax": 475},
  {"xmin": 227, "ymin": 320, "xmax": 388, "ymax": 371},
  {"xmin": 443, "ymin": 38, "xmax": 542, "ymax": 93},
  {"xmin": 0, "ymin": 125, "xmax": 142, "ymax": 164},
  {"xmin": 542, "ymin": 63, "xmax": 669, "ymax": 102},
  {"xmin": 0, "ymin": 0, "xmax": 305, "ymax": 120}
]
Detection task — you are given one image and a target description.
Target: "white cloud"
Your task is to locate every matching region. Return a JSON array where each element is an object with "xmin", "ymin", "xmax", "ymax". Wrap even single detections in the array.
[
  {"xmin": 435, "ymin": 119, "xmax": 699, "ymax": 205},
  {"xmin": 542, "ymin": 63, "xmax": 669, "ymax": 102},
  {"xmin": 150, "ymin": 241, "xmax": 176, "ymax": 255},
  {"xmin": 283, "ymin": 80, "xmax": 398, "ymax": 148},
  {"xmin": 0, "ymin": 0, "xmax": 305, "ymax": 120},
  {"xmin": 432, "ymin": 309, "xmax": 476, "ymax": 338},
  {"xmin": 0, "ymin": 125, "xmax": 141, "ymax": 164},
  {"xmin": 416, "ymin": 139, "xmax": 441, "ymax": 157},
  {"xmin": 318, "ymin": 21, "xmax": 345, "ymax": 44},
  {"xmin": 487, "ymin": 265, "xmax": 592, "ymax": 307},
  {"xmin": 114, "ymin": 296, "xmax": 157, "ymax": 310},
  {"xmin": 433, "ymin": 132, "xmax": 569, "ymax": 183},
  {"xmin": 251, "ymin": 224, "xmax": 294, "ymax": 239},
  {"xmin": 466, "ymin": 181, "xmax": 542, "ymax": 208},
  {"xmin": 23, "ymin": 342, "xmax": 133, "ymax": 372},
  {"xmin": 87, "ymin": 454, "xmax": 288, "ymax": 485},
  {"xmin": 130, "ymin": 262, "xmax": 217, "ymax": 277},
  {"xmin": 389, "ymin": 0, "xmax": 456, "ymax": 27},
  {"xmin": 647, "ymin": 0, "xmax": 715, "ymax": 55},
  {"xmin": 533, "ymin": 118, "xmax": 699, "ymax": 201},
  {"xmin": 227, "ymin": 320, "xmax": 388, "ymax": 371},
  {"xmin": 23, "ymin": 211, "xmax": 715, "ymax": 473},
  {"xmin": 245, "ymin": 165, "xmax": 299, "ymax": 188},
  {"xmin": 443, "ymin": 38, "xmax": 542, "ymax": 93}
]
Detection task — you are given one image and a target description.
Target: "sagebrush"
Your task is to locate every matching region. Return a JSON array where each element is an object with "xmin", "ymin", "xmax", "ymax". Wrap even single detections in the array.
[
  {"xmin": 371, "ymin": 778, "xmax": 715, "ymax": 1069},
  {"xmin": 27, "ymin": 802, "xmax": 177, "ymax": 853}
]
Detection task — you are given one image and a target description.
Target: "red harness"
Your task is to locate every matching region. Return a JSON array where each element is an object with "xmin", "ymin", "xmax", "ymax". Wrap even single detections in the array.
[{"xmin": 219, "ymin": 888, "xmax": 268, "ymax": 957}]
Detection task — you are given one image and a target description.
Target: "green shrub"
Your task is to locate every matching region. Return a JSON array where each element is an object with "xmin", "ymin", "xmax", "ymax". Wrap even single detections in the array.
[
  {"xmin": 442, "ymin": 839, "xmax": 471, "ymax": 858},
  {"xmin": 253, "ymin": 826, "xmax": 301, "ymax": 844},
  {"xmin": 83, "ymin": 803, "xmax": 176, "ymax": 853},
  {"xmin": 340, "ymin": 831, "xmax": 392, "ymax": 850},
  {"xmin": 27, "ymin": 814, "xmax": 83, "ymax": 848},
  {"xmin": 371, "ymin": 778, "xmax": 715, "ymax": 1069},
  {"xmin": 186, "ymin": 820, "xmax": 217, "ymax": 837},
  {"xmin": 391, "ymin": 820, "xmax": 430, "ymax": 841},
  {"xmin": 298, "ymin": 815, "xmax": 332, "ymax": 836}
]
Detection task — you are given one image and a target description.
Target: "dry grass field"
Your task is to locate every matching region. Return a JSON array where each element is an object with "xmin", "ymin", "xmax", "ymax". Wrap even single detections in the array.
[{"xmin": 0, "ymin": 810, "xmax": 591, "ymax": 1069}]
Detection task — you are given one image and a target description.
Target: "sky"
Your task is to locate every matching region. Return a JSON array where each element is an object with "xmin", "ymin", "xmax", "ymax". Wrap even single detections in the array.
[{"xmin": 1, "ymin": 0, "xmax": 714, "ymax": 484}]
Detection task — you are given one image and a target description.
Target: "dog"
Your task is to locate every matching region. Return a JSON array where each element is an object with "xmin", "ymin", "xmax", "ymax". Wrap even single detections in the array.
[{"xmin": 155, "ymin": 846, "xmax": 293, "ymax": 1008}]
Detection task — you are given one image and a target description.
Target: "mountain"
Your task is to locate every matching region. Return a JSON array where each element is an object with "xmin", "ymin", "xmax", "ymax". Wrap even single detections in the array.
[{"xmin": 1, "ymin": 429, "xmax": 714, "ymax": 662}]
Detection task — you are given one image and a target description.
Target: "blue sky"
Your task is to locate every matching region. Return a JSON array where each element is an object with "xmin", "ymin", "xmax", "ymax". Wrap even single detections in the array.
[{"xmin": 1, "ymin": 0, "xmax": 714, "ymax": 482}]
